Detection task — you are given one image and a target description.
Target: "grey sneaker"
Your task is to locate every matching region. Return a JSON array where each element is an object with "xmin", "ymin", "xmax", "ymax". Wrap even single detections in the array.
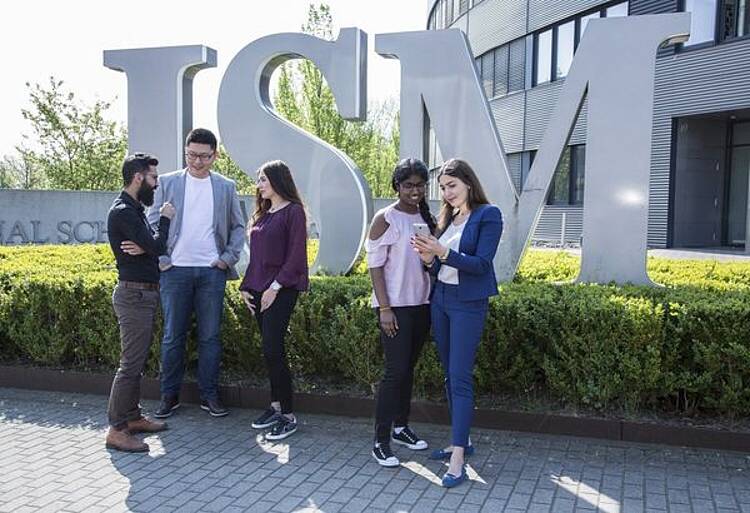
[{"xmin": 154, "ymin": 395, "xmax": 180, "ymax": 419}]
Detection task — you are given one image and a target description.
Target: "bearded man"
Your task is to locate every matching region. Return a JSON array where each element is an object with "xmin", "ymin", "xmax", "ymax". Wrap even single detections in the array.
[{"xmin": 104, "ymin": 153, "xmax": 175, "ymax": 452}]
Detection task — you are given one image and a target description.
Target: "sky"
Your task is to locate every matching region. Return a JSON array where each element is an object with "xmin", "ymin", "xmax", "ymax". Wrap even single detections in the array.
[{"xmin": 0, "ymin": 1, "xmax": 429, "ymax": 157}]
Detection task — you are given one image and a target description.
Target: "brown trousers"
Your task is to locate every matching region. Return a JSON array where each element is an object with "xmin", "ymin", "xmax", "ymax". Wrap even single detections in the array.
[{"xmin": 107, "ymin": 284, "xmax": 159, "ymax": 429}]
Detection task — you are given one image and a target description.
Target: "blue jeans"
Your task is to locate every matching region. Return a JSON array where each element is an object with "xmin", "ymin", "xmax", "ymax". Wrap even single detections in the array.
[
  {"xmin": 159, "ymin": 266, "xmax": 227, "ymax": 401},
  {"xmin": 431, "ymin": 282, "xmax": 488, "ymax": 447}
]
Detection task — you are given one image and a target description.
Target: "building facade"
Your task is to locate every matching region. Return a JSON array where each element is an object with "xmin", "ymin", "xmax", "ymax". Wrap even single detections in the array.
[{"xmin": 426, "ymin": 0, "xmax": 750, "ymax": 249}]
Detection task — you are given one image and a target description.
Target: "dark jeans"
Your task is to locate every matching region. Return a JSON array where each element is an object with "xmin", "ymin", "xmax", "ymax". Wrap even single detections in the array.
[
  {"xmin": 431, "ymin": 282, "xmax": 488, "ymax": 447},
  {"xmin": 107, "ymin": 284, "xmax": 160, "ymax": 429},
  {"xmin": 159, "ymin": 266, "xmax": 227, "ymax": 401},
  {"xmin": 374, "ymin": 304, "xmax": 430, "ymax": 444},
  {"xmin": 251, "ymin": 288, "xmax": 299, "ymax": 414}
]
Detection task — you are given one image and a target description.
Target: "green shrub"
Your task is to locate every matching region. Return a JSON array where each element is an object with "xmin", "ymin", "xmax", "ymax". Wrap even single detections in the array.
[{"xmin": 1, "ymin": 244, "xmax": 750, "ymax": 417}]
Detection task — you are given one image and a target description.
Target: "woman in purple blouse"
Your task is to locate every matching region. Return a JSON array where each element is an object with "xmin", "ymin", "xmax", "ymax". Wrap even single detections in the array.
[{"xmin": 239, "ymin": 160, "xmax": 309, "ymax": 441}]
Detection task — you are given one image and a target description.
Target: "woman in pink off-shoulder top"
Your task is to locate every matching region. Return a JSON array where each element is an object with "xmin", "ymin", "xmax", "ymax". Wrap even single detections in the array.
[{"xmin": 366, "ymin": 158, "xmax": 436, "ymax": 468}]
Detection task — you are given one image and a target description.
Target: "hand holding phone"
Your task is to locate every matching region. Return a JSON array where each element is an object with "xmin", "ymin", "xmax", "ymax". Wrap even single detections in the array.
[{"xmin": 413, "ymin": 222, "xmax": 430, "ymax": 238}]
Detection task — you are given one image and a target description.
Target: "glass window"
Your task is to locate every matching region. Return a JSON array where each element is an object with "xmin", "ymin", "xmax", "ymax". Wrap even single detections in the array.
[
  {"xmin": 727, "ymin": 146, "xmax": 749, "ymax": 244},
  {"xmin": 571, "ymin": 145, "xmax": 586, "ymax": 205},
  {"xmin": 556, "ymin": 21, "xmax": 575, "ymax": 79},
  {"xmin": 521, "ymin": 151, "xmax": 536, "ymax": 190},
  {"xmin": 546, "ymin": 145, "xmax": 586, "ymax": 204},
  {"xmin": 606, "ymin": 2, "xmax": 628, "ymax": 17},
  {"xmin": 481, "ymin": 52, "xmax": 494, "ymax": 99},
  {"xmin": 548, "ymin": 147, "xmax": 572, "ymax": 205},
  {"xmin": 508, "ymin": 39, "xmax": 526, "ymax": 93},
  {"xmin": 684, "ymin": 0, "xmax": 717, "ymax": 46},
  {"xmin": 734, "ymin": 121, "xmax": 750, "ymax": 146},
  {"xmin": 535, "ymin": 30, "xmax": 552, "ymax": 85},
  {"xmin": 579, "ymin": 12, "xmax": 601, "ymax": 41},
  {"xmin": 724, "ymin": 0, "xmax": 750, "ymax": 38},
  {"xmin": 493, "ymin": 46, "xmax": 509, "ymax": 97}
]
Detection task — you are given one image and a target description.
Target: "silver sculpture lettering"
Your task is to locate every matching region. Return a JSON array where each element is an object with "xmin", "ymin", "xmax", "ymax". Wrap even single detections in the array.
[
  {"xmin": 217, "ymin": 28, "xmax": 372, "ymax": 275},
  {"xmin": 104, "ymin": 45, "xmax": 217, "ymax": 173},
  {"xmin": 376, "ymin": 13, "xmax": 690, "ymax": 285},
  {"xmin": 104, "ymin": 14, "xmax": 691, "ymax": 284}
]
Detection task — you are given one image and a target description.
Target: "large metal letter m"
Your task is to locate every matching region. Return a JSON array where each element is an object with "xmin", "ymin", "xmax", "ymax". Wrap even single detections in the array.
[{"xmin": 377, "ymin": 14, "xmax": 690, "ymax": 285}]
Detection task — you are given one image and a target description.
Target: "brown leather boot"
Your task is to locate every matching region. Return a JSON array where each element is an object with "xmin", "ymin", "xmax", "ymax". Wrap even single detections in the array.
[
  {"xmin": 105, "ymin": 428, "xmax": 149, "ymax": 453},
  {"xmin": 127, "ymin": 417, "xmax": 168, "ymax": 434}
]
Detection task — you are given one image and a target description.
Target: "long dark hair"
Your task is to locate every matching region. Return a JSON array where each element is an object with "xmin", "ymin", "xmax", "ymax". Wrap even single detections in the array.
[
  {"xmin": 436, "ymin": 158, "xmax": 489, "ymax": 235},
  {"xmin": 391, "ymin": 158, "xmax": 437, "ymax": 235},
  {"xmin": 252, "ymin": 160, "xmax": 305, "ymax": 223}
]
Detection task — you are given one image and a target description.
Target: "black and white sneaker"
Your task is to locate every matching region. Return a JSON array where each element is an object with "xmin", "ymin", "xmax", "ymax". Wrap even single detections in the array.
[
  {"xmin": 372, "ymin": 443, "xmax": 400, "ymax": 467},
  {"xmin": 265, "ymin": 416, "xmax": 298, "ymax": 441},
  {"xmin": 252, "ymin": 407, "xmax": 281, "ymax": 429},
  {"xmin": 391, "ymin": 426, "xmax": 428, "ymax": 450}
]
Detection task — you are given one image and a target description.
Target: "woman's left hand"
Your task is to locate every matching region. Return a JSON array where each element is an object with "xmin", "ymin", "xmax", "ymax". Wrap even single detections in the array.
[
  {"xmin": 260, "ymin": 288, "xmax": 278, "ymax": 312},
  {"xmin": 240, "ymin": 290, "xmax": 256, "ymax": 315},
  {"xmin": 412, "ymin": 234, "xmax": 446, "ymax": 258}
]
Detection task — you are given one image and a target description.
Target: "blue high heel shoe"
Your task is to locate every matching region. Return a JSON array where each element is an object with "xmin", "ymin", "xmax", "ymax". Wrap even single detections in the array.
[
  {"xmin": 441, "ymin": 465, "xmax": 468, "ymax": 488},
  {"xmin": 429, "ymin": 445, "xmax": 475, "ymax": 460}
]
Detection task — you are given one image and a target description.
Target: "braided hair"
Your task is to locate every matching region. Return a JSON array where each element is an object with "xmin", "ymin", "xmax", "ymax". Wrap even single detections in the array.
[{"xmin": 391, "ymin": 158, "xmax": 437, "ymax": 235}]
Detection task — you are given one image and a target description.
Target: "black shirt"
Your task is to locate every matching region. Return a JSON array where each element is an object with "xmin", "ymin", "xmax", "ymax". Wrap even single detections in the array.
[{"xmin": 107, "ymin": 191, "xmax": 170, "ymax": 284}]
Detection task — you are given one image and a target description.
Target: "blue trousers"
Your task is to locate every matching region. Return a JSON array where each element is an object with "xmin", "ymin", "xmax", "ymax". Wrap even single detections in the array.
[
  {"xmin": 431, "ymin": 282, "xmax": 488, "ymax": 447},
  {"xmin": 159, "ymin": 266, "xmax": 227, "ymax": 401}
]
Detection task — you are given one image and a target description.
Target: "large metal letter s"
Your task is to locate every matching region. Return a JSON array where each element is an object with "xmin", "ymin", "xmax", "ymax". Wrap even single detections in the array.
[{"xmin": 218, "ymin": 28, "xmax": 373, "ymax": 274}]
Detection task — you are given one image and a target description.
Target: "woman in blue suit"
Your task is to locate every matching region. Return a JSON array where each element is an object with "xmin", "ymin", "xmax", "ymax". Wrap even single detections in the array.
[{"xmin": 412, "ymin": 158, "xmax": 502, "ymax": 488}]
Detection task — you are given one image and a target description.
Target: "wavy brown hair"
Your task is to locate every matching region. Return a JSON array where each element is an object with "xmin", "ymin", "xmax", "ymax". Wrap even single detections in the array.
[
  {"xmin": 252, "ymin": 160, "xmax": 305, "ymax": 224},
  {"xmin": 436, "ymin": 158, "xmax": 490, "ymax": 235}
]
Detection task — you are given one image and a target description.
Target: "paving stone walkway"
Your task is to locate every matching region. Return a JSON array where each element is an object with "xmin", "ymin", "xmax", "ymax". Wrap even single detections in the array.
[{"xmin": 1, "ymin": 387, "xmax": 749, "ymax": 513}]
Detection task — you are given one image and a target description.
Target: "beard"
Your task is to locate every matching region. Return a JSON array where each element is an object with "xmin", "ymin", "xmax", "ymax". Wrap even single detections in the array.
[{"xmin": 137, "ymin": 181, "xmax": 156, "ymax": 206}]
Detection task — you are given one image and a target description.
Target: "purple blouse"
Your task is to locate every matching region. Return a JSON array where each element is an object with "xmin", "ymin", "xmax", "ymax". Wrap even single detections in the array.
[{"xmin": 240, "ymin": 203, "xmax": 309, "ymax": 292}]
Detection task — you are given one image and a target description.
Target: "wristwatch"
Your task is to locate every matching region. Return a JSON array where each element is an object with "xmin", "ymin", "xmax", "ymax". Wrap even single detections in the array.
[{"xmin": 270, "ymin": 280, "xmax": 282, "ymax": 291}]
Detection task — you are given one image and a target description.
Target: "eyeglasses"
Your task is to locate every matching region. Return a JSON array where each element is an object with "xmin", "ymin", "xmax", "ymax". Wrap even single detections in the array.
[
  {"xmin": 400, "ymin": 182, "xmax": 427, "ymax": 191},
  {"xmin": 185, "ymin": 151, "xmax": 215, "ymax": 161}
]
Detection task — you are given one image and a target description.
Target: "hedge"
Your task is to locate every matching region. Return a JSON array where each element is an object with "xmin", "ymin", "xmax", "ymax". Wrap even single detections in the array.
[{"xmin": 1, "ymin": 244, "xmax": 749, "ymax": 417}]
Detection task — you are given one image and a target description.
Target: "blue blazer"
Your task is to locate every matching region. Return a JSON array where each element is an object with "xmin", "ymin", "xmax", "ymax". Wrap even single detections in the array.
[{"xmin": 430, "ymin": 204, "xmax": 503, "ymax": 301}]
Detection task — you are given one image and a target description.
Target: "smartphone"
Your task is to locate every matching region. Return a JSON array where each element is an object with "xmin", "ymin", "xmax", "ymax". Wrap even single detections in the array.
[{"xmin": 413, "ymin": 223, "xmax": 430, "ymax": 238}]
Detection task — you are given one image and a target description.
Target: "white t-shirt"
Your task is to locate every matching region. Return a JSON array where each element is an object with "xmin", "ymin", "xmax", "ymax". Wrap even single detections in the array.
[
  {"xmin": 171, "ymin": 173, "xmax": 219, "ymax": 267},
  {"xmin": 437, "ymin": 219, "xmax": 467, "ymax": 285}
]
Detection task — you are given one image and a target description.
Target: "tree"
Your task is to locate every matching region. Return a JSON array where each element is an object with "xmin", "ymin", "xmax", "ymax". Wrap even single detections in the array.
[
  {"xmin": 15, "ymin": 77, "xmax": 127, "ymax": 191},
  {"xmin": 273, "ymin": 3, "xmax": 400, "ymax": 198},
  {"xmin": 213, "ymin": 144, "xmax": 255, "ymax": 195},
  {"xmin": 0, "ymin": 155, "xmax": 46, "ymax": 189}
]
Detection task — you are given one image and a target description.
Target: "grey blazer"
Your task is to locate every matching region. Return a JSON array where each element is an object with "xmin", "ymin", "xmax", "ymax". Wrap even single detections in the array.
[{"xmin": 147, "ymin": 169, "xmax": 246, "ymax": 280}]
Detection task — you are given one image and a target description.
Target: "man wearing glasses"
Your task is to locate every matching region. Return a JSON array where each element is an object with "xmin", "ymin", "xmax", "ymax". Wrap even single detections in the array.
[
  {"xmin": 143, "ymin": 128, "xmax": 245, "ymax": 419},
  {"xmin": 106, "ymin": 153, "xmax": 175, "ymax": 452}
]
